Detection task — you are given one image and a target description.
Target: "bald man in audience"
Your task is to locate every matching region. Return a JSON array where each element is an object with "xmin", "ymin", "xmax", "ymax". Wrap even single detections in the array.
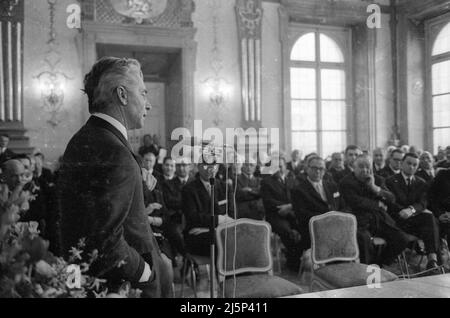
[
  {"xmin": 379, "ymin": 149, "xmax": 404, "ymax": 179},
  {"xmin": 339, "ymin": 155, "xmax": 410, "ymax": 265},
  {"xmin": 415, "ymin": 151, "xmax": 436, "ymax": 185},
  {"xmin": 372, "ymin": 148, "xmax": 385, "ymax": 175},
  {"xmin": 386, "ymin": 153, "xmax": 441, "ymax": 271}
]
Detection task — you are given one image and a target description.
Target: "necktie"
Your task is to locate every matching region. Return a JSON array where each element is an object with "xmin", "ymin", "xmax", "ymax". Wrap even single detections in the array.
[
  {"xmin": 205, "ymin": 183, "xmax": 211, "ymax": 196},
  {"xmin": 314, "ymin": 183, "xmax": 327, "ymax": 202}
]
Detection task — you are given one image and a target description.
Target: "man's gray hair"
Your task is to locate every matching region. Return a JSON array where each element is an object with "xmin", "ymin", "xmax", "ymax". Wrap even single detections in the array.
[{"xmin": 83, "ymin": 57, "xmax": 141, "ymax": 113}]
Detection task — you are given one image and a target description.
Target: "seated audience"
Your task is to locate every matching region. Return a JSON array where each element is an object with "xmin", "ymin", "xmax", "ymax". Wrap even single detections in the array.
[
  {"xmin": 386, "ymin": 153, "xmax": 441, "ymax": 270},
  {"xmin": 261, "ymin": 156, "xmax": 302, "ymax": 271},
  {"xmin": 161, "ymin": 157, "xmax": 193, "ymax": 257},
  {"xmin": 372, "ymin": 148, "xmax": 386, "ymax": 174},
  {"xmin": 339, "ymin": 155, "xmax": 410, "ymax": 265},
  {"xmin": 161, "ymin": 156, "xmax": 175, "ymax": 182},
  {"xmin": 291, "ymin": 156, "xmax": 346, "ymax": 252},
  {"xmin": 378, "ymin": 148, "xmax": 404, "ymax": 179},
  {"xmin": 235, "ymin": 161, "xmax": 264, "ymax": 220},
  {"xmin": 416, "ymin": 151, "xmax": 436, "ymax": 185},
  {"xmin": 428, "ymin": 169, "xmax": 450, "ymax": 247},
  {"xmin": 141, "ymin": 150, "xmax": 162, "ymax": 186},
  {"xmin": 436, "ymin": 146, "xmax": 450, "ymax": 169},
  {"xmin": 331, "ymin": 145, "xmax": 362, "ymax": 184},
  {"xmin": 287, "ymin": 149, "xmax": 303, "ymax": 176},
  {"xmin": 182, "ymin": 161, "xmax": 234, "ymax": 257}
]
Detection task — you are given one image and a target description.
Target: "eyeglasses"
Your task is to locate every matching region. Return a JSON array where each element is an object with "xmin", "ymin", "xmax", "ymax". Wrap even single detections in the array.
[{"xmin": 309, "ymin": 167, "xmax": 325, "ymax": 172}]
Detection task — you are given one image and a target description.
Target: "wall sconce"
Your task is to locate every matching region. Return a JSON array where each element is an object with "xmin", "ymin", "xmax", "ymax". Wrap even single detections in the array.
[
  {"xmin": 36, "ymin": 70, "xmax": 69, "ymax": 127},
  {"xmin": 203, "ymin": 76, "xmax": 232, "ymax": 110}
]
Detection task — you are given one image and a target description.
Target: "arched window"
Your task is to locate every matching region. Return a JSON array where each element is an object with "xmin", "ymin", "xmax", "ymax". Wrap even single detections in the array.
[
  {"xmin": 290, "ymin": 30, "xmax": 347, "ymax": 157},
  {"xmin": 430, "ymin": 21, "xmax": 450, "ymax": 152}
]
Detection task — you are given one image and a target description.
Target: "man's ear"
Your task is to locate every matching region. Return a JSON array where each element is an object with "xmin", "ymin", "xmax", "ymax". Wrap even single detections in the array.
[{"xmin": 116, "ymin": 86, "xmax": 128, "ymax": 106}]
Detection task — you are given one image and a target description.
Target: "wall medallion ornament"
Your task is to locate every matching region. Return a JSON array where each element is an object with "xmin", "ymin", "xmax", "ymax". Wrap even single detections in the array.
[{"xmin": 110, "ymin": 0, "xmax": 168, "ymax": 24}]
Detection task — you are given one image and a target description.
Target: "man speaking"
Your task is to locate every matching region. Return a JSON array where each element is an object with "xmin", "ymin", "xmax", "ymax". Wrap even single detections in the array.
[{"xmin": 58, "ymin": 57, "xmax": 165, "ymax": 297}]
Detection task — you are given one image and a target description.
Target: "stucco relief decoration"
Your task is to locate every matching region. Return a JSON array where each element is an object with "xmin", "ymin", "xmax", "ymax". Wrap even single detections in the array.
[
  {"xmin": 0, "ymin": 0, "xmax": 19, "ymax": 16},
  {"xmin": 110, "ymin": 0, "xmax": 168, "ymax": 24},
  {"xmin": 236, "ymin": 0, "xmax": 263, "ymax": 125}
]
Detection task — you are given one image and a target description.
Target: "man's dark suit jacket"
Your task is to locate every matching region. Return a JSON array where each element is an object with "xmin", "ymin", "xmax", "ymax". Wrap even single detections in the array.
[
  {"xmin": 235, "ymin": 173, "xmax": 264, "ymax": 220},
  {"xmin": 0, "ymin": 148, "xmax": 15, "ymax": 164},
  {"xmin": 260, "ymin": 172, "xmax": 295, "ymax": 219},
  {"xmin": 429, "ymin": 169, "xmax": 450, "ymax": 218},
  {"xmin": 58, "ymin": 116, "xmax": 161, "ymax": 291},
  {"xmin": 378, "ymin": 165, "xmax": 399, "ymax": 179},
  {"xmin": 182, "ymin": 175, "xmax": 233, "ymax": 233},
  {"xmin": 339, "ymin": 173, "xmax": 396, "ymax": 228},
  {"xmin": 161, "ymin": 176, "xmax": 192, "ymax": 224},
  {"xmin": 436, "ymin": 160, "xmax": 450, "ymax": 169},
  {"xmin": 385, "ymin": 173, "xmax": 428, "ymax": 220},
  {"xmin": 415, "ymin": 168, "xmax": 434, "ymax": 185},
  {"xmin": 291, "ymin": 175, "xmax": 346, "ymax": 225},
  {"xmin": 287, "ymin": 161, "xmax": 303, "ymax": 176}
]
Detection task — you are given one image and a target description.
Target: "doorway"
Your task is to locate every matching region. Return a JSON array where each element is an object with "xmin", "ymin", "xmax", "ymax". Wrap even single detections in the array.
[{"xmin": 96, "ymin": 44, "xmax": 183, "ymax": 154}]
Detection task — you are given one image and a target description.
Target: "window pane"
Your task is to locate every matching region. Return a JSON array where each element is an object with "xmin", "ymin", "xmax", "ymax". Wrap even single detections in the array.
[
  {"xmin": 432, "ymin": 60, "xmax": 450, "ymax": 95},
  {"xmin": 321, "ymin": 132, "xmax": 346, "ymax": 158},
  {"xmin": 292, "ymin": 100, "xmax": 317, "ymax": 130},
  {"xmin": 433, "ymin": 94, "xmax": 450, "ymax": 128},
  {"xmin": 322, "ymin": 101, "xmax": 346, "ymax": 130},
  {"xmin": 321, "ymin": 69, "xmax": 346, "ymax": 99},
  {"xmin": 292, "ymin": 132, "xmax": 317, "ymax": 155},
  {"xmin": 320, "ymin": 34, "xmax": 344, "ymax": 63},
  {"xmin": 434, "ymin": 128, "xmax": 450, "ymax": 152},
  {"xmin": 291, "ymin": 68, "xmax": 316, "ymax": 99},
  {"xmin": 432, "ymin": 23, "xmax": 450, "ymax": 56},
  {"xmin": 291, "ymin": 32, "xmax": 315, "ymax": 61}
]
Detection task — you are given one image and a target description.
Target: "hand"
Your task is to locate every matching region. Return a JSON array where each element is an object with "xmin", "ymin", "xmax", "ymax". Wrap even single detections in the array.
[
  {"xmin": 378, "ymin": 201, "xmax": 387, "ymax": 211},
  {"xmin": 399, "ymin": 208, "xmax": 413, "ymax": 220},
  {"xmin": 289, "ymin": 229, "xmax": 301, "ymax": 243},
  {"xmin": 277, "ymin": 204, "xmax": 293, "ymax": 217},
  {"xmin": 242, "ymin": 187, "xmax": 253, "ymax": 192},
  {"xmin": 146, "ymin": 203, "xmax": 162, "ymax": 215},
  {"xmin": 366, "ymin": 175, "xmax": 380, "ymax": 193},
  {"xmin": 148, "ymin": 216, "xmax": 163, "ymax": 227}
]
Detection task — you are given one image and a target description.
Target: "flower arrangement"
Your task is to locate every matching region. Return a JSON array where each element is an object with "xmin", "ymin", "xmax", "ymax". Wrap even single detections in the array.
[{"xmin": 0, "ymin": 183, "xmax": 141, "ymax": 298}]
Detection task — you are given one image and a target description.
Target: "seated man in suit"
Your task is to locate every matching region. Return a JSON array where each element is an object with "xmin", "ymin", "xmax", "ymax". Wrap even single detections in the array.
[
  {"xmin": 379, "ymin": 148, "xmax": 403, "ymax": 179},
  {"xmin": 386, "ymin": 153, "xmax": 441, "ymax": 270},
  {"xmin": 415, "ymin": 151, "xmax": 436, "ymax": 185},
  {"xmin": 0, "ymin": 134, "xmax": 16, "ymax": 164},
  {"xmin": 235, "ymin": 160, "xmax": 264, "ymax": 220},
  {"xmin": 182, "ymin": 161, "xmax": 234, "ymax": 256},
  {"xmin": 332, "ymin": 145, "xmax": 362, "ymax": 184},
  {"xmin": 328, "ymin": 152, "xmax": 345, "ymax": 184},
  {"xmin": 161, "ymin": 156, "xmax": 175, "ymax": 182},
  {"xmin": 436, "ymin": 146, "xmax": 450, "ymax": 169},
  {"xmin": 161, "ymin": 157, "xmax": 193, "ymax": 257},
  {"xmin": 261, "ymin": 156, "xmax": 302, "ymax": 271},
  {"xmin": 428, "ymin": 169, "xmax": 450, "ymax": 247},
  {"xmin": 141, "ymin": 150, "xmax": 162, "ymax": 186},
  {"xmin": 339, "ymin": 155, "xmax": 410, "ymax": 265},
  {"xmin": 372, "ymin": 148, "xmax": 386, "ymax": 175},
  {"xmin": 287, "ymin": 149, "xmax": 303, "ymax": 177},
  {"xmin": 292, "ymin": 156, "xmax": 346, "ymax": 252}
]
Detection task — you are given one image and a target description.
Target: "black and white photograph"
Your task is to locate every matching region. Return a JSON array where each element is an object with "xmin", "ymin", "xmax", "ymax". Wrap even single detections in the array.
[{"xmin": 0, "ymin": 0, "xmax": 450, "ymax": 301}]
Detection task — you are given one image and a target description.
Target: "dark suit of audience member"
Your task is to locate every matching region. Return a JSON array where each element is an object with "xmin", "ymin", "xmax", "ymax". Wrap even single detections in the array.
[
  {"xmin": 182, "ymin": 174, "xmax": 234, "ymax": 256},
  {"xmin": 261, "ymin": 171, "xmax": 302, "ymax": 270},
  {"xmin": 235, "ymin": 172, "xmax": 264, "ymax": 220},
  {"xmin": 328, "ymin": 167, "xmax": 346, "ymax": 184},
  {"xmin": 386, "ymin": 174, "xmax": 440, "ymax": 257},
  {"xmin": 339, "ymin": 172, "xmax": 409, "ymax": 265},
  {"xmin": 291, "ymin": 175, "xmax": 346, "ymax": 251},
  {"xmin": 415, "ymin": 168, "xmax": 435, "ymax": 185},
  {"xmin": 378, "ymin": 165, "xmax": 399, "ymax": 179},
  {"xmin": 436, "ymin": 160, "xmax": 450, "ymax": 169},
  {"xmin": 161, "ymin": 176, "xmax": 192, "ymax": 256},
  {"xmin": 429, "ymin": 169, "xmax": 450, "ymax": 245}
]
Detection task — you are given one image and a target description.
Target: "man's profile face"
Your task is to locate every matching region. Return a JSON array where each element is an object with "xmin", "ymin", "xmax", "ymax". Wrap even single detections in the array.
[
  {"xmin": 354, "ymin": 159, "xmax": 372, "ymax": 182},
  {"xmin": 142, "ymin": 153, "xmax": 156, "ymax": 171},
  {"xmin": 0, "ymin": 136, "xmax": 9, "ymax": 148},
  {"xmin": 373, "ymin": 149, "xmax": 384, "ymax": 166},
  {"xmin": 123, "ymin": 66, "xmax": 151, "ymax": 130},
  {"xmin": 306, "ymin": 159, "xmax": 325, "ymax": 183},
  {"xmin": 162, "ymin": 159, "xmax": 175, "ymax": 177},
  {"xmin": 390, "ymin": 152, "xmax": 404, "ymax": 170},
  {"xmin": 345, "ymin": 149, "xmax": 361, "ymax": 168},
  {"xmin": 402, "ymin": 156, "xmax": 419, "ymax": 176}
]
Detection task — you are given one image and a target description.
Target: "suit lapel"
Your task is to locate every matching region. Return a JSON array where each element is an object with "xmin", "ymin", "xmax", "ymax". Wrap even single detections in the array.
[{"xmin": 304, "ymin": 178, "xmax": 325, "ymax": 203}]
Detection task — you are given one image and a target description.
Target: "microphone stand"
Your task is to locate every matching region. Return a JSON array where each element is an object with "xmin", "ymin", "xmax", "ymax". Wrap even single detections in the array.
[{"xmin": 209, "ymin": 177, "xmax": 215, "ymax": 298}]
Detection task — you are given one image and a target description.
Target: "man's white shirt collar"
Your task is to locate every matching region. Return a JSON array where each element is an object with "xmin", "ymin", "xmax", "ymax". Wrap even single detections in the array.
[
  {"xmin": 92, "ymin": 113, "xmax": 128, "ymax": 141},
  {"xmin": 401, "ymin": 172, "xmax": 414, "ymax": 183}
]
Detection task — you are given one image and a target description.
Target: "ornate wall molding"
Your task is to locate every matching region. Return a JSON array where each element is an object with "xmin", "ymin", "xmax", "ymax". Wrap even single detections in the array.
[{"xmin": 236, "ymin": 0, "xmax": 263, "ymax": 127}]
